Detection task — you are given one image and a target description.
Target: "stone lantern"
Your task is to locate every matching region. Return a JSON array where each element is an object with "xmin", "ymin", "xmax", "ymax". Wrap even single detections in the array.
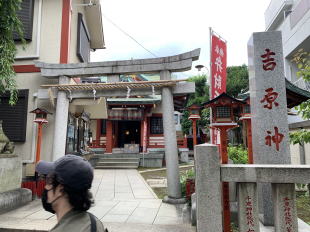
[{"xmin": 187, "ymin": 104, "xmax": 201, "ymax": 147}]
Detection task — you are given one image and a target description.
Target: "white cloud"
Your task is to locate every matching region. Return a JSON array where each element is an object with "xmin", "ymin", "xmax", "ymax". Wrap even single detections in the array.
[{"xmin": 92, "ymin": 0, "xmax": 271, "ymax": 77}]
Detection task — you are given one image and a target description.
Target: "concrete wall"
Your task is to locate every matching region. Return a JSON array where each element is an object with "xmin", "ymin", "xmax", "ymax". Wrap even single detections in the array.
[
  {"xmin": 15, "ymin": 0, "xmax": 93, "ymax": 64},
  {"xmin": 265, "ymin": 1, "xmax": 310, "ymax": 166},
  {"xmin": 15, "ymin": 73, "xmax": 58, "ymax": 162},
  {"xmin": 12, "ymin": 0, "xmax": 97, "ymax": 165},
  {"xmin": 15, "ymin": 0, "xmax": 62, "ymax": 64},
  {"xmin": 69, "ymin": 0, "xmax": 87, "ymax": 63},
  {"xmin": 0, "ymin": 156, "xmax": 22, "ymax": 193},
  {"xmin": 304, "ymin": 142, "xmax": 310, "ymax": 164},
  {"xmin": 265, "ymin": 0, "xmax": 310, "ymax": 82},
  {"xmin": 290, "ymin": 143, "xmax": 301, "ymax": 164}
]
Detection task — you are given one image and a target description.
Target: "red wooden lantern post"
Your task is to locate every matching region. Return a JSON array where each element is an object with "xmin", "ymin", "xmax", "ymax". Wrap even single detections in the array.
[
  {"xmin": 239, "ymin": 97, "xmax": 253, "ymax": 164},
  {"xmin": 29, "ymin": 108, "xmax": 51, "ymax": 198},
  {"xmin": 30, "ymin": 108, "xmax": 52, "ymax": 163},
  {"xmin": 203, "ymin": 93, "xmax": 245, "ymax": 232},
  {"xmin": 188, "ymin": 104, "xmax": 201, "ymax": 147}
]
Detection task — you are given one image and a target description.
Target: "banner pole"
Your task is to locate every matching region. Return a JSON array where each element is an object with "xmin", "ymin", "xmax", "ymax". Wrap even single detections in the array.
[{"xmin": 209, "ymin": 27, "xmax": 214, "ymax": 144}]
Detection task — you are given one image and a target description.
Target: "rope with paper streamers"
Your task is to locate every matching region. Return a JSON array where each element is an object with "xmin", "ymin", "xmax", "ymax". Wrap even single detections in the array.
[{"xmin": 126, "ymin": 86, "xmax": 131, "ymax": 99}]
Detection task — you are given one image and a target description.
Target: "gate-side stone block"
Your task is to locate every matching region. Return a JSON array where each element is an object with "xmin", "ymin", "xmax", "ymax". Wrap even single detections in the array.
[{"xmin": 195, "ymin": 144, "xmax": 222, "ymax": 232}]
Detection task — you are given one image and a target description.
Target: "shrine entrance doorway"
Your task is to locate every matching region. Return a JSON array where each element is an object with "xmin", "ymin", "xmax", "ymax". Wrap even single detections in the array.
[{"xmin": 117, "ymin": 121, "xmax": 141, "ymax": 149}]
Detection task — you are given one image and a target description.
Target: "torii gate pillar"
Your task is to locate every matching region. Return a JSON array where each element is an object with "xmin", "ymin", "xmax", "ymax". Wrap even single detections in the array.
[
  {"xmin": 52, "ymin": 76, "xmax": 70, "ymax": 160},
  {"xmin": 161, "ymin": 70, "xmax": 184, "ymax": 203}
]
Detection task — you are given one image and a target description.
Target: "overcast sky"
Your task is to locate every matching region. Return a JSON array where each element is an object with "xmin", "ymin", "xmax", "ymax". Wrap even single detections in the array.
[{"xmin": 91, "ymin": 0, "xmax": 271, "ymax": 77}]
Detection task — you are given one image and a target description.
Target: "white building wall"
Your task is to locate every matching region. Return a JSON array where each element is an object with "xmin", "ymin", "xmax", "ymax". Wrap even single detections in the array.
[
  {"xmin": 15, "ymin": 0, "xmax": 62, "ymax": 65},
  {"xmin": 15, "ymin": 73, "xmax": 58, "ymax": 162},
  {"xmin": 290, "ymin": 143, "xmax": 301, "ymax": 164},
  {"xmin": 69, "ymin": 0, "xmax": 87, "ymax": 63},
  {"xmin": 8, "ymin": 0, "xmax": 103, "ymax": 171},
  {"xmin": 265, "ymin": 0, "xmax": 310, "ymax": 82},
  {"xmin": 304, "ymin": 142, "xmax": 310, "ymax": 164},
  {"xmin": 265, "ymin": 0, "xmax": 310, "ymax": 165}
]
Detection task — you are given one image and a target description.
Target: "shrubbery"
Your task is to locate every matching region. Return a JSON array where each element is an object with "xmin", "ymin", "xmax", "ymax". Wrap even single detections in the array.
[
  {"xmin": 180, "ymin": 168, "xmax": 195, "ymax": 197},
  {"xmin": 228, "ymin": 144, "xmax": 248, "ymax": 164}
]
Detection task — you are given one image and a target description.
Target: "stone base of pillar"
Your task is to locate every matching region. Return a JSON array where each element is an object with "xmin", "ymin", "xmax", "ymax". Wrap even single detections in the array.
[
  {"xmin": 162, "ymin": 195, "xmax": 186, "ymax": 204},
  {"xmin": 0, "ymin": 188, "xmax": 32, "ymax": 213}
]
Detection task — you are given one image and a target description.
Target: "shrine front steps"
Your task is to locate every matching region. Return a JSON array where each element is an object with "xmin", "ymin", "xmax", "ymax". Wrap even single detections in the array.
[{"xmin": 95, "ymin": 157, "xmax": 140, "ymax": 169}]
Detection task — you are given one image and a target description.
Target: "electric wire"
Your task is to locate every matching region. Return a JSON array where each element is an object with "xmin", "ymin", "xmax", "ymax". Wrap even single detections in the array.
[{"xmin": 102, "ymin": 14, "xmax": 158, "ymax": 58}]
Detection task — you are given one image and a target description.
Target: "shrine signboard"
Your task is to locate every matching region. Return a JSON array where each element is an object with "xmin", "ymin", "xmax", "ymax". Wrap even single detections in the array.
[
  {"xmin": 247, "ymin": 31, "xmax": 290, "ymax": 225},
  {"xmin": 248, "ymin": 31, "xmax": 290, "ymax": 164}
]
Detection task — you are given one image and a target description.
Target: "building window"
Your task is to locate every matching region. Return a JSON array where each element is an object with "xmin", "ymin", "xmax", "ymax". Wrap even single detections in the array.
[
  {"xmin": 216, "ymin": 106, "xmax": 231, "ymax": 118},
  {"xmin": 150, "ymin": 117, "xmax": 163, "ymax": 134},
  {"xmin": 13, "ymin": 0, "xmax": 35, "ymax": 41},
  {"xmin": 0, "ymin": 90, "xmax": 29, "ymax": 142},
  {"xmin": 100, "ymin": 119, "xmax": 106, "ymax": 135},
  {"xmin": 77, "ymin": 13, "xmax": 90, "ymax": 62}
]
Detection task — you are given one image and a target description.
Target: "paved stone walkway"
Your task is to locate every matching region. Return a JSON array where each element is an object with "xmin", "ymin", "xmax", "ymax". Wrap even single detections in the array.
[{"xmin": 0, "ymin": 169, "xmax": 194, "ymax": 232}]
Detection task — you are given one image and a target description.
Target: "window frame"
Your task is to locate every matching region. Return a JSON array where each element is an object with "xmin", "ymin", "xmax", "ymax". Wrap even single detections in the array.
[
  {"xmin": 150, "ymin": 117, "xmax": 163, "ymax": 135},
  {"xmin": 77, "ymin": 13, "xmax": 91, "ymax": 62},
  {"xmin": 0, "ymin": 89, "xmax": 29, "ymax": 142}
]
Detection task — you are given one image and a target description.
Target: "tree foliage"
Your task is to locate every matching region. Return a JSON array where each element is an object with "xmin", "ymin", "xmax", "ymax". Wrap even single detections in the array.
[
  {"xmin": 289, "ymin": 49, "xmax": 310, "ymax": 145},
  {"xmin": 291, "ymin": 49, "xmax": 310, "ymax": 81},
  {"xmin": 181, "ymin": 75, "xmax": 209, "ymax": 135},
  {"xmin": 0, "ymin": 0, "xmax": 24, "ymax": 105},
  {"xmin": 181, "ymin": 65, "xmax": 249, "ymax": 136},
  {"xmin": 226, "ymin": 65, "xmax": 249, "ymax": 97}
]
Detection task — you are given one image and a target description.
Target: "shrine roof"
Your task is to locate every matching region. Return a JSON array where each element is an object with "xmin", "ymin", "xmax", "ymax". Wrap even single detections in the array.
[
  {"xmin": 107, "ymin": 96, "xmax": 161, "ymax": 104},
  {"xmin": 236, "ymin": 79, "xmax": 310, "ymax": 108},
  {"xmin": 285, "ymin": 79, "xmax": 310, "ymax": 108},
  {"xmin": 202, "ymin": 92, "xmax": 246, "ymax": 107}
]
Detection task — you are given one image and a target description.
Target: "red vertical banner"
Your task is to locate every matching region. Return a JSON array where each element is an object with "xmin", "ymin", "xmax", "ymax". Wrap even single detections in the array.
[
  {"xmin": 210, "ymin": 33, "xmax": 227, "ymax": 144},
  {"xmin": 211, "ymin": 34, "xmax": 227, "ymax": 99}
]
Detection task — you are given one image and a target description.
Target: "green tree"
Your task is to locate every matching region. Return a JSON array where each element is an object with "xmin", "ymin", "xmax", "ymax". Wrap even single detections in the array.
[
  {"xmin": 181, "ymin": 66, "xmax": 249, "ymax": 136},
  {"xmin": 226, "ymin": 65, "xmax": 249, "ymax": 97},
  {"xmin": 289, "ymin": 50, "xmax": 310, "ymax": 145},
  {"xmin": 0, "ymin": 0, "xmax": 24, "ymax": 105},
  {"xmin": 181, "ymin": 75, "xmax": 209, "ymax": 135}
]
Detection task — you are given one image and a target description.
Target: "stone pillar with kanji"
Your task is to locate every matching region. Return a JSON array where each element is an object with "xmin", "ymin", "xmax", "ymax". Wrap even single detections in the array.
[{"xmin": 247, "ymin": 31, "xmax": 290, "ymax": 225}]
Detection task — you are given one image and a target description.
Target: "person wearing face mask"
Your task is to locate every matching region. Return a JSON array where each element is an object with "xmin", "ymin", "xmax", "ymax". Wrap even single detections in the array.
[{"xmin": 36, "ymin": 154, "xmax": 108, "ymax": 232}]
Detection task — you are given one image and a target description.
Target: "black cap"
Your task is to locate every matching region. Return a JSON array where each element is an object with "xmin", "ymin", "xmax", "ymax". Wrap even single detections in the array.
[{"xmin": 36, "ymin": 155, "xmax": 93, "ymax": 190}]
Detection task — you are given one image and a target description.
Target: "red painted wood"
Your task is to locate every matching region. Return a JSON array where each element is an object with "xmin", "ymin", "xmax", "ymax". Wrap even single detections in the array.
[
  {"xmin": 13, "ymin": 65, "xmax": 40, "ymax": 73},
  {"xmin": 35, "ymin": 123, "xmax": 43, "ymax": 163},
  {"xmin": 192, "ymin": 119, "xmax": 197, "ymax": 146},
  {"xmin": 106, "ymin": 120, "xmax": 113, "ymax": 153},
  {"xmin": 247, "ymin": 119, "xmax": 254, "ymax": 164},
  {"xmin": 219, "ymin": 127, "xmax": 231, "ymax": 232},
  {"xmin": 59, "ymin": 0, "xmax": 72, "ymax": 63},
  {"xmin": 96, "ymin": 119, "xmax": 101, "ymax": 142}
]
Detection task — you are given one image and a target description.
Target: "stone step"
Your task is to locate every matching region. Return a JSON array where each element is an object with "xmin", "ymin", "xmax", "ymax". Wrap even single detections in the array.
[
  {"xmin": 95, "ymin": 156, "xmax": 140, "ymax": 169},
  {"xmin": 95, "ymin": 165, "xmax": 138, "ymax": 169},
  {"xmin": 95, "ymin": 153, "xmax": 141, "ymax": 158},
  {"xmin": 99, "ymin": 158, "xmax": 140, "ymax": 162},
  {"xmin": 96, "ymin": 162, "xmax": 139, "ymax": 167}
]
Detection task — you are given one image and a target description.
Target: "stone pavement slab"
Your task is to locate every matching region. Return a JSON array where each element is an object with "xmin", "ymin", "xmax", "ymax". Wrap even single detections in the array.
[{"xmin": 0, "ymin": 169, "xmax": 193, "ymax": 232}]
